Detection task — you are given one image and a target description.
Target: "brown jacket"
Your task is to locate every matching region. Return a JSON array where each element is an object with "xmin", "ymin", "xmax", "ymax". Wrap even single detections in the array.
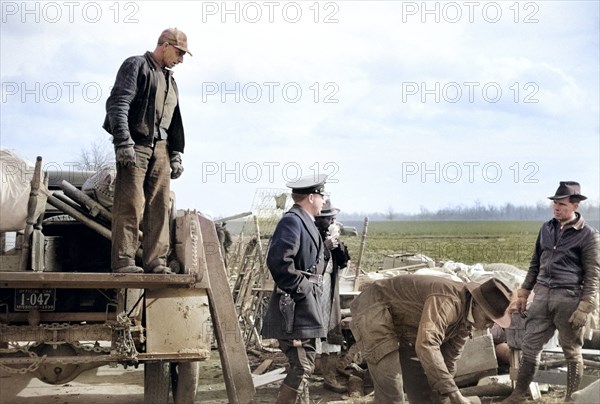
[{"xmin": 350, "ymin": 274, "xmax": 473, "ymax": 395}]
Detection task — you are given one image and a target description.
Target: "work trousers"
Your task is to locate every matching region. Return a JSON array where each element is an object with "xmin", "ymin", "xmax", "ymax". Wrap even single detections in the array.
[
  {"xmin": 367, "ymin": 345, "xmax": 443, "ymax": 404},
  {"xmin": 521, "ymin": 284, "xmax": 584, "ymax": 364},
  {"xmin": 111, "ymin": 141, "xmax": 171, "ymax": 271}
]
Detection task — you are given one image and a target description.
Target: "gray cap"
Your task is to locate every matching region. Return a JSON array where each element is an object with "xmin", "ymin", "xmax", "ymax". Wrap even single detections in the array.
[
  {"xmin": 286, "ymin": 174, "xmax": 328, "ymax": 195},
  {"xmin": 548, "ymin": 181, "xmax": 587, "ymax": 201},
  {"xmin": 158, "ymin": 28, "xmax": 192, "ymax": 56},
  {"xmin": 317, "ymin": 199, "xmax": 340, "ymax": 217}
]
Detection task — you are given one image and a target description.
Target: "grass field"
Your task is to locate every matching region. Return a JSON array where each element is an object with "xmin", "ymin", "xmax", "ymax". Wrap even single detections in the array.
[{"xmin": 341, "ymin": 220, "xmax": 544, "ymax": 272}]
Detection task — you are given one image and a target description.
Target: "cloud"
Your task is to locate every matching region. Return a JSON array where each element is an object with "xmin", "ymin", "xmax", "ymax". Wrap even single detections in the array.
[{"xmin": 1, "ymin": 0, "xmax": 598, "ymax": 216}]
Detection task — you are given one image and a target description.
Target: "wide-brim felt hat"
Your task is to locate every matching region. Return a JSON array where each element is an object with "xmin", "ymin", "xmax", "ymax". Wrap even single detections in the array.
[
  {"xmin": 548, "ymin": 181, "xmax": 587, "ymax": 201},
  {"xmin": 467, "ymin": 278, "xmax": 513, "ymax": 328},
  {"xmin": 317, "ymin": 199, "xmax": 340, "ymax": 217}
]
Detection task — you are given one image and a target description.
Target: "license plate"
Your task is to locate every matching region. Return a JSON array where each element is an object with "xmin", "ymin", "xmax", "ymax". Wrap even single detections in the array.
[{"xmin": 14, "ymin": 289, "xmax": 56, "ymax": 311}]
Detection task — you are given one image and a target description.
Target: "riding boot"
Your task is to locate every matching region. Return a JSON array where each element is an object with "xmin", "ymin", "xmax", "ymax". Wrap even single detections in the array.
[
  {"xmin": 565, "ymin": 360, "xmax": 583, "ymax": 402},
  {"xmin": 276, "ymin": 383, "xmax": 299, "ymax": 404},
  {"xmin": 322, "ymin": 354, "xmax": 347, "ymax": 393},
  {"xmin": 501, "ymin": 360, "xmax": 538, "ymax": 404}
]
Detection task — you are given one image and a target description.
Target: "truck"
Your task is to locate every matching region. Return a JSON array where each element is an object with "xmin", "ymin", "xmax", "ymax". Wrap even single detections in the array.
[{"xmin": 0, "ymin": 156, "xmax": 255, "ymax": 403}]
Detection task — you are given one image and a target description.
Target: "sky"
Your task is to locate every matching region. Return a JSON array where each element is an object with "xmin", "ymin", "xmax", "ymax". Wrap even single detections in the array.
[{"xmin": 1, "ymin": 0, "xmax": 599, "ymax": 219}]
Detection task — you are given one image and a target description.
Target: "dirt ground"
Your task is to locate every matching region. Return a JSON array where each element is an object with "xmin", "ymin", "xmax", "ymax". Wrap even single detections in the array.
[
  {"xmin": 0, "ymin": 350, "xmax": 595, "ymax": 404},
  {"xmin": 0, "ymin": 350, "xmax": 345, "ymax": 404}
]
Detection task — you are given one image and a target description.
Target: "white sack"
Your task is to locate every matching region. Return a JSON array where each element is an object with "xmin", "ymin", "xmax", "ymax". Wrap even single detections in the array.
[{"xmin": 0, "ymin": 149, "xmax": 38, "ymax": 232}]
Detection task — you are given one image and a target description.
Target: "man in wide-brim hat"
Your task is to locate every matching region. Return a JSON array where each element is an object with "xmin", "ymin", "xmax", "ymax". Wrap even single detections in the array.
[
  {"xmin": 350, "ymin": 274, "xmax": 513, "ymax": 404},
  {"xmin": 314, "ymin": 200, "xmax": 351, "ymax": 394},
  {"xmin": 503, "ymin": 181, "xmax": 600, "ymax": 403}
]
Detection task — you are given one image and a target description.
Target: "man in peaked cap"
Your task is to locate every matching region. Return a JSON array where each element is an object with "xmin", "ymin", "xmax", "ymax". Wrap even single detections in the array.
[
  {"xmin": 103, "ymin": 28, "xmax": 191, "ymax": 274},
  {"xmin": 503, "ymin": 182, "xmax": 599, "ymax": 403},
  {"xmin": 261, "ymin": 174, "xmax": 329, "ymax": 403},
  {"xmin": 350, "ymin": 275, "xmax": 513, "ymax": 404}
]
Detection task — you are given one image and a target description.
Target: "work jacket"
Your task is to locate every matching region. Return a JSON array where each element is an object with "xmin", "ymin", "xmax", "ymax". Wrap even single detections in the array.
[
  {"xmin": 522, "ymin": 213, "xmax": 600, "ymax": 304},
  {"xmin": 350, "ymin": 274, "xmax": 473, "ymax": 396},
  {"xmin": 261, "ymin": 205, "xmax": 326, "ymax": 340},
  {"xmin": 103, "ymin": 52, "xmax": 185, "ymax": 153}
]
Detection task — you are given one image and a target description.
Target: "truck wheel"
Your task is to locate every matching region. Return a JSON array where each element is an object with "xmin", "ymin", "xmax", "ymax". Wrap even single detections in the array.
[
  {"xmin": 171, "ymin": 361, "xmax": 200, "ymax": 404},
  {"xmin": 144, "ymin": 361, "xmax": 171, "ymax": 404}
]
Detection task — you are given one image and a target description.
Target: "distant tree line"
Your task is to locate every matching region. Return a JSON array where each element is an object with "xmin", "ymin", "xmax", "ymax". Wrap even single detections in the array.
[{"xmin": 339, "ymin": 201, "xmax": 600, "ymax": 222}]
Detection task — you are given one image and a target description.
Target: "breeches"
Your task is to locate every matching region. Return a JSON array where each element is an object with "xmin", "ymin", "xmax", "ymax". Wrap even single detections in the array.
[
  {"xmin": 278, "ymin": 338, "xmax": 316, "ymax": 390},
  {"xmin": 521, "ymin": 284, "xmax": 584, "ymax": 363}
]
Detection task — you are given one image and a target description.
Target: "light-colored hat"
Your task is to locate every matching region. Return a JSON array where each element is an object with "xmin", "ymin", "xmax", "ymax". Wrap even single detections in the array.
[
  {"xmin": 158, "ymin": 28, "xmax": 192, "ymax": 56},
  {"xmin": 317, "ymin": 199, "xmax": 340, "ymax": 217},
  {"xmin": 286, "ymin": 174, "xmax": 329, "ymax": 196}
]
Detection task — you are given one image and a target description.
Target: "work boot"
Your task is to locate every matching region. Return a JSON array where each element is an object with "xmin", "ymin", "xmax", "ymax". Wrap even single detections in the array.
[
  {"xmin": 322, "ymin": 354, "xmax": 347, "ymax": 393},
  {"xmin": 347, "ymin": 374, "xmax": 364, "ymax": 397},
  {"xmin": 148, "ymin": 264, "xmax": 172, "ymax": 274},
  {"xmin": 501, "ymin": 360, "xmax": 538, "ymax": 404},
  {"xmin": 276, "ymin": 383, "xmax": 299, "ymax": 404},
  {"xmin": 113, "ymin": 265, "xmax": 143, "ymax": 273},
  {"xmin": 313, "ymin": 355, "xmax": 324, "ymax": 376},
  {"xmin": 565, "ymin": 360, "xmax": 583, "ymax": 402}
]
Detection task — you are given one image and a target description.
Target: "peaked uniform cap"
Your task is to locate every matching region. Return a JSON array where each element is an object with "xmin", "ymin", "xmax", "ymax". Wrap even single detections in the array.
[
  {"xmin": 286, "ymin": 174, "xmax": 328, "ymax": 196},
  {"xmin": 548, "ymin": 181, "xmax": 587, "ymax": 201},
  {"xmin": 158, "ymin": 28, "xmax": 192, "ymax": 56}
]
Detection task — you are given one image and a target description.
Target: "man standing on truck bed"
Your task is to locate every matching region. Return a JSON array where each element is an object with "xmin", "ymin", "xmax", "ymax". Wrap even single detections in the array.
[
  {"xmin": 261, "ymin": 174, "xmax": 329, "ymax": 404},
  {"xmin": 103, "ymin": 28, "xmax": 191, "ymax": 274},
  {"xmin": 503, "ymin": 181, "xmax": 600, "ymax": 403}
]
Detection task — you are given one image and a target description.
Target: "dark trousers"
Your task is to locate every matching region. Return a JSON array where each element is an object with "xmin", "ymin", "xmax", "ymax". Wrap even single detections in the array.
[{"xmin": 111, "ymin": 141, "xmax": 170, "ymax": 271}]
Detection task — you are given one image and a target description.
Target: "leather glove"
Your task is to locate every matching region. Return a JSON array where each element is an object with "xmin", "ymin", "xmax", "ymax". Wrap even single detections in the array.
[
  {"xmin": 513, "ymin": 288, "xmax": 530, "ymax": 314},
  {"xmin": 170, "ymin": 153, "xmax": 183, "ymax": 179},
  {"xmin": 569, "ymin": 301, "xmax": 596, "ymax": 329},
  {"xmin": 115, "ymin": 146, "xmax": 136, "ymax": 168}
]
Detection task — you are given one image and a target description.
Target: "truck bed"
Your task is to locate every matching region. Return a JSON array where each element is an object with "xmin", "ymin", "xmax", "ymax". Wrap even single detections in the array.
[{"xmin": 0, "ymin": 272, "xmax": 202, "ymax": 289}]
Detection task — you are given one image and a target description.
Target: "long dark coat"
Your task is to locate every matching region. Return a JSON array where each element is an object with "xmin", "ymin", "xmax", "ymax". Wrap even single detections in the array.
[
  {"xmin": 261, "ymin": 205, "xmax": 326, "ymax": 340},
  {"xmin": 323, "ymin": 238, "xmax": 351, "ymax": 345}
]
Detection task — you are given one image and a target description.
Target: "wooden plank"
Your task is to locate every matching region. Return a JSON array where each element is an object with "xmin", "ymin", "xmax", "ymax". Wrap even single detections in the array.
[
  {"xmin": 251, "ymin": 367, "xmax": 286, "ymax": 388},
  {"xmin": 456, "ymin": 334, "xmax": 497, "ymax": 377},
  {"xmin": 252, "ymin": 359, "xmax": 273, "ymax": 375},
  {"xmin": 198, "ymin": 213, "xmax": 256, "ymax": 404},
  {"xmin": 0, "ymin": 271, "xmax": 200, "ymax": 289},
  {"xmin": 455, "ymin": 334, "xmax": 498, "ymax": 387},
  {"xmin": 534, "ymin": 370, "xmax": 599, "ymax": 389},
  {"xmin": 543, "ymin": 347, "xmax": 600, "ymax": 356}
]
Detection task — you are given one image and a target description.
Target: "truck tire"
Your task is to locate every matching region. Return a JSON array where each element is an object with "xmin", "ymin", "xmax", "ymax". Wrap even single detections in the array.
[
  {"xmin": 171, "ymin": 361, "xmax": 200, "ymax": 404},
  {"xmin": 144, "ymin": 361, "xmax": 171, "ymax": 404}
]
